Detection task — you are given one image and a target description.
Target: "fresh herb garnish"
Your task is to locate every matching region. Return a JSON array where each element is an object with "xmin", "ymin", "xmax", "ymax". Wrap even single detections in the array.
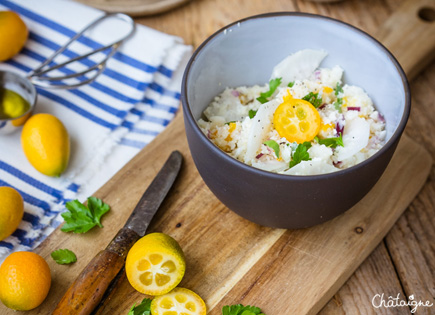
[
  {"xmin": 316, "ymin": 134, "xmax": 344, "ymax": 148},
  {"xmin": 289, "ymin": 141, "xmax": 312, "ymax": 168},
  {"xmin": 249, "ymin": 109, "xmax": 257, "ymax": 119},
  {"xmin": 222, "ymin": 304, "xmax": 265, "ymax": 315},
  {"xmin": 257, "ymin": 78, "xmax": 282, "ymax": 104},
  {"xmin": 334, "ymin": 82, "xmax": 343, "ymax": 113},
  {"xmin": 61, "ymin": 197, "xmax": 110, "ymax": 233},
  {"xmin": 50, "ymin": 249, "xmax": 77, "ymax": 265},
  {"xmin": 302, "ymin": 92, "xmax": 322, "ymax": 108},
  {"xmin": 263, "ymin": 140, "xmax": 280, "ymax": 158},
  {"xmin": 128, "ymin": 298, "xmax": 152, "ymax": 315},
  {"xmin": 288, "ymin": 81, "xmax": 295, "ymax": 88}
]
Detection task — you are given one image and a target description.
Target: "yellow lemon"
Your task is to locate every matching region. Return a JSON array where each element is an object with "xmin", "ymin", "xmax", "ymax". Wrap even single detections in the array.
[
  {"xmin": 21, "ymin": 113, "xmax": 70, "ymax": 177},
  {"xmin": 126, "ymin": 233, "xmax": 186, "ymax": 296},
  {"xmin": 0, "ymin": 251, "xmax": 51, "ymax": 311},
  {"xmin": 151, "ymin": 287, "xmax": 207, "ymax": 315},
  {"xmin": 0, "ymin": 186, "xmax": 24, "ymax": 241},
  {"xmin": 0, "ymin": 11, "xmax": 28, "ymax": 61}
]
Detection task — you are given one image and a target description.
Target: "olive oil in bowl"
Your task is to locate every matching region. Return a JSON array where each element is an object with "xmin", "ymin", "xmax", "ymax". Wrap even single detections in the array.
[{"xmin": 0, "ymin": 88, "xmax": 31, "ymax": 120}]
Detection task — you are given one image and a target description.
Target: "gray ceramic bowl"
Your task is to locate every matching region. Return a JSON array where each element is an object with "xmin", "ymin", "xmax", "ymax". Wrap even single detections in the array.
[{"xmin": 181, "ymin": 12, "xmax": 410, "ymax": 229}]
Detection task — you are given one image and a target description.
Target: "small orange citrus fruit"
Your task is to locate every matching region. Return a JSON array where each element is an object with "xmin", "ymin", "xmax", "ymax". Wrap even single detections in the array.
[
  {"xmin": 0, "ymin": 186, "xmax": 24, "ymax": 241},
  {"xmin": 0, "ymin": 11, "xmax": 28, "ymax": 61},
  {"xmin": 0, "ymin": 251, "xmax": 51, "ymax": 311}
]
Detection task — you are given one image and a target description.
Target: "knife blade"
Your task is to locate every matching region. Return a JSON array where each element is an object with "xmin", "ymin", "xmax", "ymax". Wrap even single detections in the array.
[{"xmin": 53, "ymin": 150, "xmax": 183, "ymax": 315}]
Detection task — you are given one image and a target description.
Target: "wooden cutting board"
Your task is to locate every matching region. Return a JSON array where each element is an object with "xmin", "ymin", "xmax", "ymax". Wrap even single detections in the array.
[
  {"xmin": 2, "ymin": 114, "xmax": 430, "ymax": 315},
  {"xmin": 1, "ymin": 0, "xmax": 433, "ymax": 314}
]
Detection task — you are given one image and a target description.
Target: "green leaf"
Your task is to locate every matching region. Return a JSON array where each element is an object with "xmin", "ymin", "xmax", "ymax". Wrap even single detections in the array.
[
  {"xmin": 61, "ymin": 197, "xmax": 110, "ymax": 233},
  {"xmin": 222, "ymin": 304, "xmax": 265, "ymax": 315},
  {"xmin": 302, "ymin": 92, "xmax": 322, "ymax": 108},
  {"xmin": 256, "ymin": 77, "xmax": 282, "ymax": 104},
  {"xmin": 334, "ymin": 83, "xmax": 343, "ymax": 113},
  {"xmin": 289, "ymin": 141, "xmax": 312, "ymax": 168},
  {"xmin": 248, "ymin": 109, "xmax": 257, "ymax": 119},
  {"xmin": 317, "ymin": 134, "xmax": 344, "ymax": 148},
  {"xmin": 288, "ymin": 81, "xmax": 295, "ymax": 88},
  {"xmin": 334, "ymin": 82, "xmax": 343, "ymax": 96},
  {"xmin": 51, "ymin": 249, "xmax": 77, "ymax": 265},
  {"xmin": 263, "ymin": 140, "xmax": 280, "ymax": 158},
  {"xmin": 87, "ymin": 197, "xmax": 110, "ymax": 227},
  {"xmin": 128, "ymin": 298, "xmax": 152, "ymax": 315}
]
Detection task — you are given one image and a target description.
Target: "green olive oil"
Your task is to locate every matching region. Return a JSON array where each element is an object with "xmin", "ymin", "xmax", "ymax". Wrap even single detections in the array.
[{"xmin": 0, "ymin": 88, "xmax": 30, "ymax": 119}]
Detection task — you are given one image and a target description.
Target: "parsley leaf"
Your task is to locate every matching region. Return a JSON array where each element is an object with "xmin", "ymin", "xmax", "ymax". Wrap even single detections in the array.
[
  {"xmin": 222, "ymin": 304, "xmax": 265, "ymax": 315},
  {"xmin": 263, "ymin": 140, "xmax": 280, "ymax": 158},
  {"xmin": 128, "ymin": 298, "xmax": 152, "ymax": 315},
  {"xmin": 288, "ymin": 81, "xmax": 295, "ymax": 88},
  {"xmin": 248, "ymin": 110, "xmax": 257, "ymax": 119},
  {"xmin": 317, "ymin": 134, "xmax": 344, "ymax": 148},
  {"xmin": 302, "ymin": 92, "xmax": 322, "ymax": 108},
  {"xmin": 51, "ymin": 249, "xmax": 77, "ymax": 265},
  {"xmin": 61, "ymin": 197, "xmax": 110, "ymax": 233},
  {"xmin": 257, "ymin": 78, "xmax": 282, "ymax": 104},
  {"xmin": 334, "ymin": 83, "xmax": 343, "ymax": 113},
  {"xmin": 335, "ymin": 82, "xmax": 343, "ymax": 96},
  {"xmin": 289, "ymin": 142, "xmax": 312, "ymax": 168}
]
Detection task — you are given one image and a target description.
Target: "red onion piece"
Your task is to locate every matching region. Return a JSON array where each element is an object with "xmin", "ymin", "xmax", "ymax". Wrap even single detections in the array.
[
  {"xmin": 347, "ymin": 107, "xmax": 361, "ymax": 111},
  {"xmin": 255, "ymin": 153, "xmax": 264, "ymax": 159},
  {"xmin": 231, "ymin": 90, "xmax": 240, "ymax": 97}
]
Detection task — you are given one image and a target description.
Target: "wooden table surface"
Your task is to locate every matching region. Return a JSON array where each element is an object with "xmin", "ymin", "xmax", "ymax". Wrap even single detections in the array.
[{"xmin": 134, "ymin": 0, "xmax": 435, "ymax": 314}]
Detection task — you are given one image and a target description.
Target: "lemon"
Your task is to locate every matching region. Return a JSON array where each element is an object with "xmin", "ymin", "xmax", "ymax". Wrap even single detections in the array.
[
  {"xmin": 0, "ymin": 11, "xmax": 28, "ymax": 61},
  {"xmin": 0, "ymin": 251, "xmax": 51, "ymax": 311},
  {"xmin": 21, "ymin": 113, "xmax": 70, "ymax": 177},
  {"xmin": 126, "ymin": 233, "xmax": 186, "ymax": 296},
  {"xmin": 0, "ymin": 186, "xmax": 24, "ymax": 241},
  {"xmin": 151, "ymin": 287, "xmax": 207, "ymax": 315}
]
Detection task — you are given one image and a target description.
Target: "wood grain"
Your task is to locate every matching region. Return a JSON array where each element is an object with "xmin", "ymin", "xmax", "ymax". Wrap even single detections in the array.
[
  {"xmin": 319, "ymin": 243, "xmax": 409, "ymax": 315},
  {"xmin": 74, "ymin": 0, "xmax": 191, "ymax": 17}
]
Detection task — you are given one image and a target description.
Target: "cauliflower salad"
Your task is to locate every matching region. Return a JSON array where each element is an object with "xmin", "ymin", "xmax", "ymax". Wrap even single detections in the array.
[{"xmin": 198, "ymin": 49, "xmax": 386, "ymax": 175}]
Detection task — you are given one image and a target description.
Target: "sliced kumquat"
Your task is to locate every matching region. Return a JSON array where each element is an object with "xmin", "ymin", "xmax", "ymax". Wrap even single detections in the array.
[
  {"xmin": 320, "ymin": 122, "xmax": 335, "ymax": 132},
  {"xmin": 225, "ymin": 122, "xmax": 237, "ymax": 141},
  {"xmin": 323, "ymin": 86, "xmax": 334, "ymax": 94},
  {"xmin": 273, "ymin": 93, "xmax": 321, "ymax": 143}
]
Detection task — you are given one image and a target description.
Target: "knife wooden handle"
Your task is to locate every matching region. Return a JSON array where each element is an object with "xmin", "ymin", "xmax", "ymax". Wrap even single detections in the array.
[{"xmin": 53, "ymin": 228, "xmax": 139, "ymax": 315}]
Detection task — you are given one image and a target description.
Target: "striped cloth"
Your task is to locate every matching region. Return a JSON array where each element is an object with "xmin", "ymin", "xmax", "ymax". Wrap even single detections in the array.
[{"xmin": 0, "ymin": 0, "xmax": 192, "ymax": 262}]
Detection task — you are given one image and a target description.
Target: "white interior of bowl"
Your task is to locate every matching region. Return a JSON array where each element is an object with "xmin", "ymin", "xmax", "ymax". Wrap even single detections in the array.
[{"xmin": 186, "ymin": 14, "xmax": 407, "ymax": 142}]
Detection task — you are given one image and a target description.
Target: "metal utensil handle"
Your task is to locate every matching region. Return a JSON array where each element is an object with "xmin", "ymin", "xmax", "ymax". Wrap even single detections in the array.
[{"xmin": 27, "ymin": 13, "xmax": 136, "ymax": 89}]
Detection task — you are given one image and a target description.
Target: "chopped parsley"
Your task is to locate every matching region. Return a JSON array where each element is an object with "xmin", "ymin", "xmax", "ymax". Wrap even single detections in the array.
[
  {"xmin": 302, "ymin": 92, "xmax": 322, "ymax": 108},
  {"xmin": 288, "ymin": 81, "xmax": 295, "ymax": 88},
  {"xmin": 263, "ymin": 140, "xmax": 280, "ymax": 158},
  {"xmin": 222, "ymin": 304, "xmax": 265, "ymax": 315},
  {"xmin": 289, "ymin": 142, "xmax": 312, "ymax": 168},
  {"xmin": 257, "ymin": 77, "xmax": 282, "ymax": 104},
  {"xmin": 315, "ymin": 135, "xmax": 344, "ymax": 148},
  {"xmin": 248, "ymin": 109, "xmax": 257, "ymax": 119},
  {"xmin": 334, "ymin": 82, "xmax": 343, "ymax": 113}
]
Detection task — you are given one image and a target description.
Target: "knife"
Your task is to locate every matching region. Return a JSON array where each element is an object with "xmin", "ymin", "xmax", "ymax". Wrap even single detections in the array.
[{"xmin": 53, "ymin": 150, "xmax": 183, "ymax": 315}]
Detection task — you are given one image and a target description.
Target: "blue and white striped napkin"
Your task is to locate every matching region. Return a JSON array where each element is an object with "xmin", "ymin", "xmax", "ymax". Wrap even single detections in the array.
[{"xmin": 0, "ymin": 0, "xmax": 192, "ymax": 262}]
